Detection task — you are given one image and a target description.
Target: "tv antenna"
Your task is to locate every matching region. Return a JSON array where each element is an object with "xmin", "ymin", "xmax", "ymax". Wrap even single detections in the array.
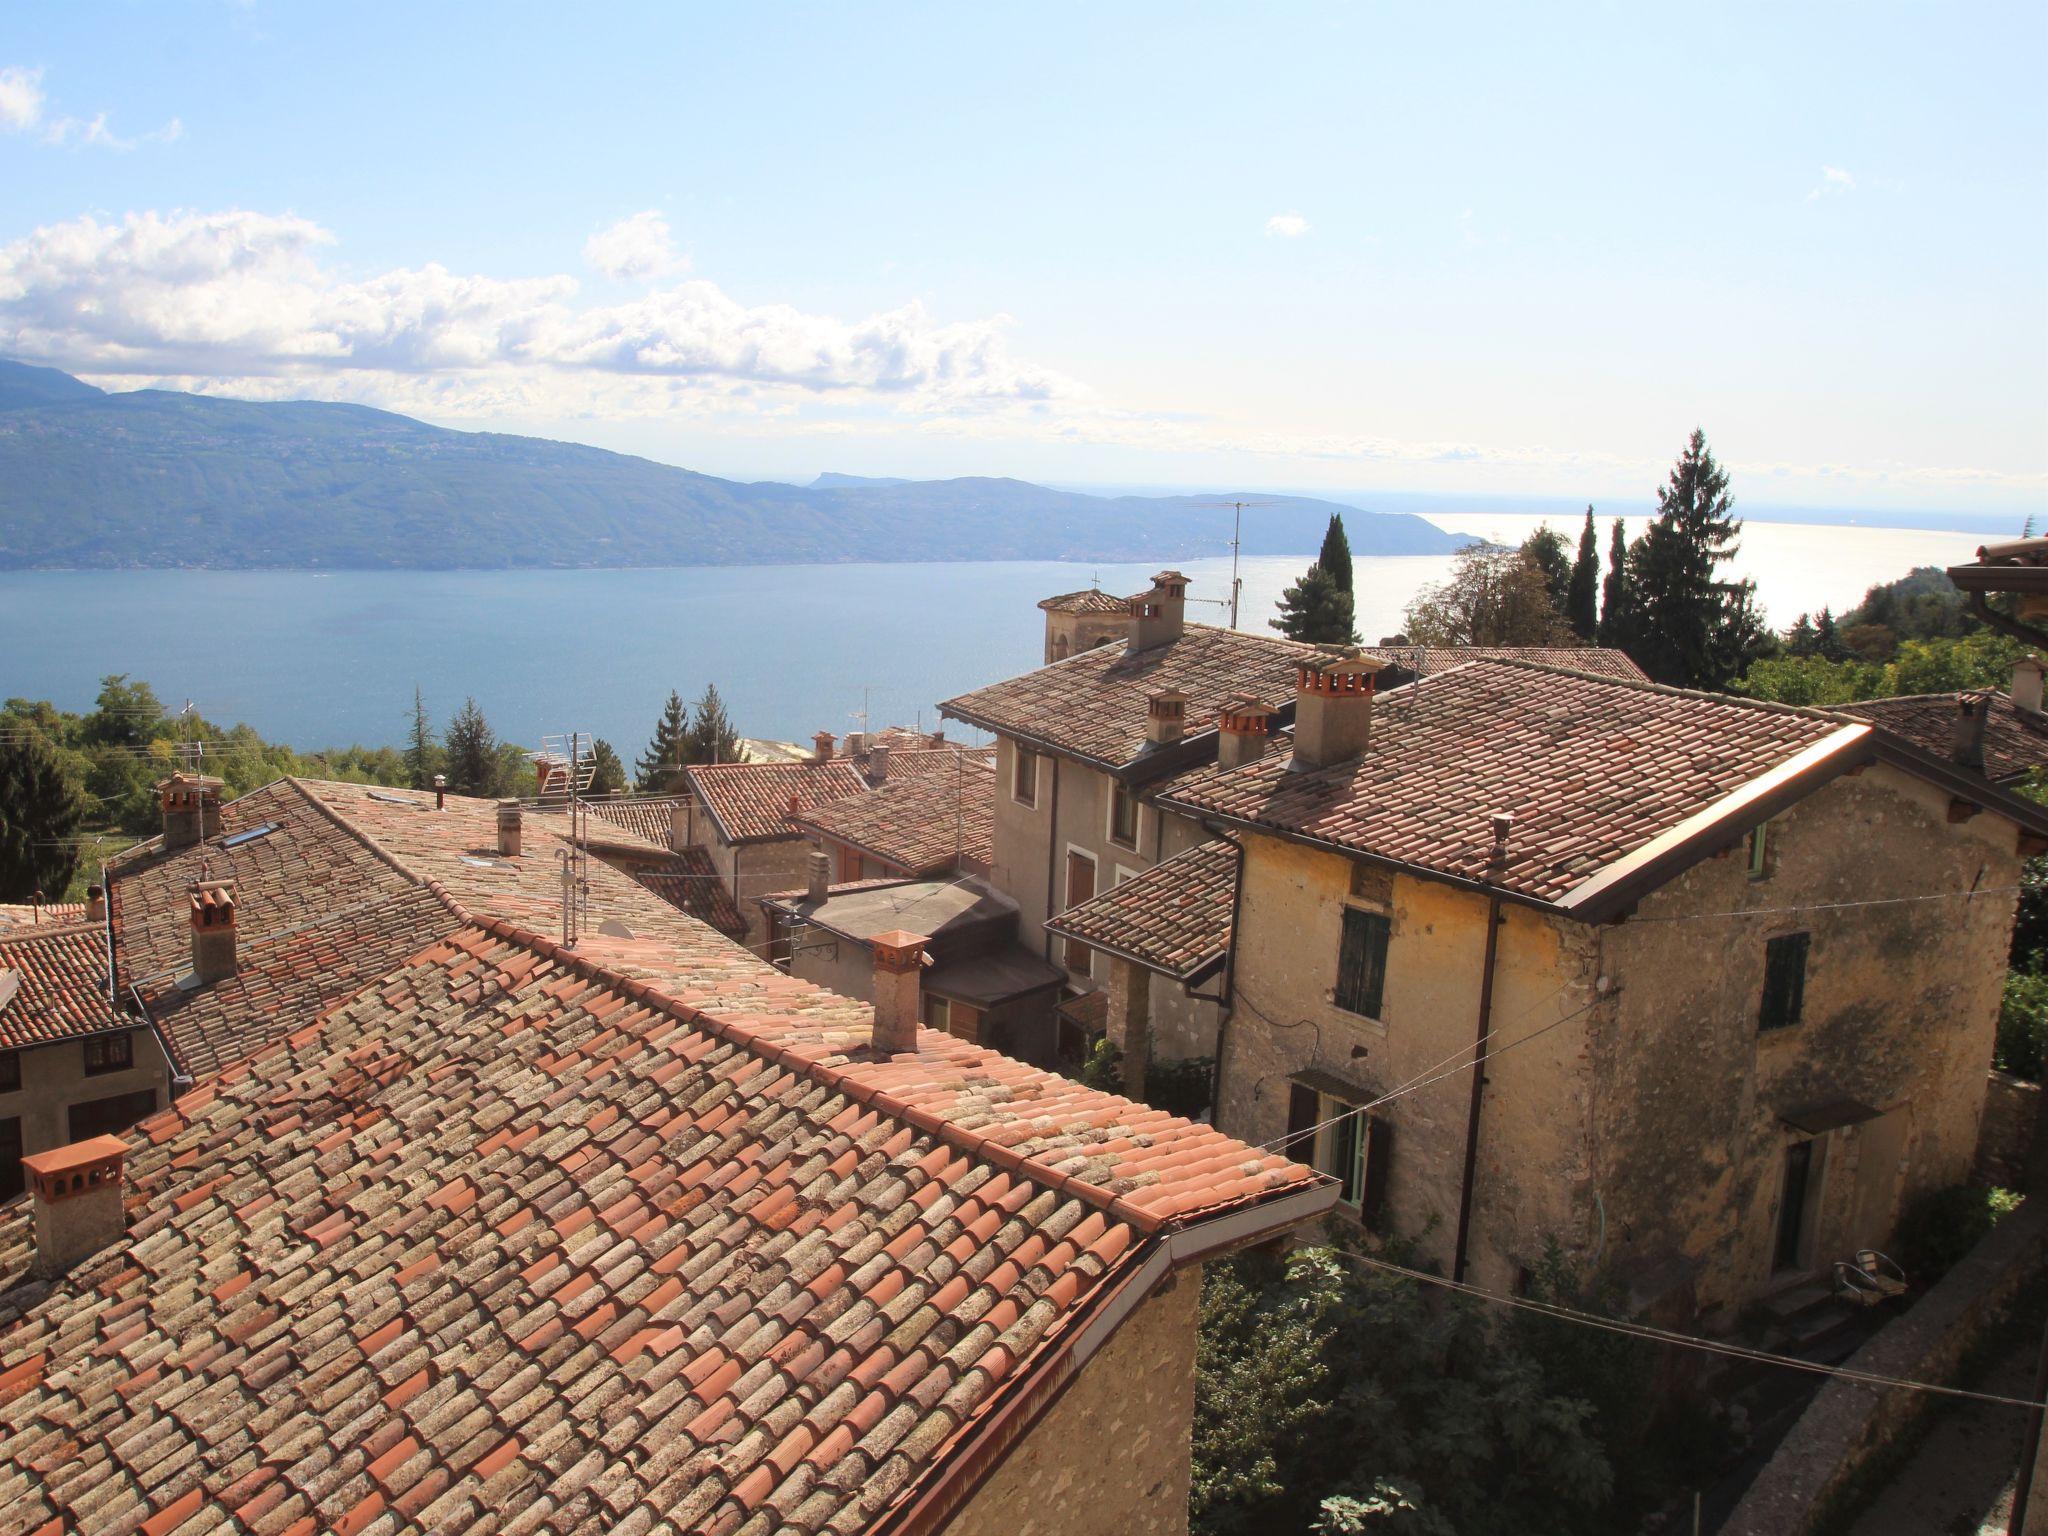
[
  {"xmin": 537, "ymin": 731, "xmax": 597, "ymax": 945},
  {"xmin": 1190, "ymin": 499, "xmax": 1276, "ymax": 629}
]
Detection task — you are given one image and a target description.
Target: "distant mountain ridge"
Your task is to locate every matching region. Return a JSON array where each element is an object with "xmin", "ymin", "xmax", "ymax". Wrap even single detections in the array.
[{"xmin": 0, "ymin": 360, "xmax": 1468, "ymax": 570}]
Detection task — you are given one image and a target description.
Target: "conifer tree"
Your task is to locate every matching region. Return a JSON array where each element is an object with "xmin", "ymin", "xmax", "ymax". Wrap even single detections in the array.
[
  {"xmin": 1520, "ymin": 525, "xmax": 1573, "ymax": 617},
  {"xmin": 1813, "ymin": 607, "xmax": 1848, "ymax": 662},
  {"xmin": 1784, "ymin": 613, "xmax": 1820, "ymax": 657},
  {"xmin": 636, "ymin": 691, "xmax": 691, "ymax": 792},
  {"xmin": 1270, "ymin": 563, "xmax": 1359, "ymax": 645},
  {"xmin": 444, "ymin": 698, "xmax": 499, "ymax": 796},
  {"xmin": 1597, "ymin": 519, "xmax": 1636, "ymax": 651},
  {"xmin": 404, "ymin": 687, "xmax": 438, "ymax": 790},
  {"xmin": 588, "ymin": 739, "xmax": 628, "ymax": 796},
  {"xmin": 1629, "ymin": 429, "xmax": 1766, "ymax": 689},
  {"xmin": 0, "ymin": 731, "xmax": 90, "ymax": 901},
  {"xmin": 1567, "ymin": 507, "xmax": 1600, "ymax": 640},
  {"xmin": 1317, "ymin": 514, "xmax": 1355, "ymax": 595},
  {"xmin": 685, "ymin": 684, "xmax": 742, "ymax": 766}
]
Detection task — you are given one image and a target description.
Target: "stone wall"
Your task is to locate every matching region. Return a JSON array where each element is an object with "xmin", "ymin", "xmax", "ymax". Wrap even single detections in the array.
[
  {"xmin": 1720, "ymin": 1199, "xmax": 2047, "ymax": 1536},
  {"xmin": 1977, "ymin": 1070, "xmax": 2041, "ymax": 1189},
  {"xmin": 944, "ymin": 1267, "xmax": 1202, "ymax": 1536}
]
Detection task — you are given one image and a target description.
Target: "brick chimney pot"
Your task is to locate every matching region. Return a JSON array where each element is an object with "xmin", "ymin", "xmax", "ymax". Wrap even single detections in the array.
[
  {"xmin": 869, "ymin": 929, "xmax": 928, "ymax": 1055},
  {"xmin": 189, "ymin": 879, "xmax": 238, "ymax": 984},
  {"xmin": 22, "ymin": 1135, "xmax": 128, "ymax": 1276}
]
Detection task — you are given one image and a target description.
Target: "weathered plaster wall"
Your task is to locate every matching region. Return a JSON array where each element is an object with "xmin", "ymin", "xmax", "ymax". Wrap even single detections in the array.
[
  {"xmin": 1592, "ymin": 763, "xmax": 2022, "ymax": 1314},
  {"xmin": 0, "ymin": 1027, "xmax": 171, "ymax": 1160},
  {"xmin": 944, "ymin": 1267, "xmax": 1201, "ymax": 1536},
  {"xmin": 1220, "ymin": 836, "xmax": 1593, "ymax": 1289},
  {"xmin": 1977, "ymin": 1070, "xmax": 2040, "ymax": 1188}
]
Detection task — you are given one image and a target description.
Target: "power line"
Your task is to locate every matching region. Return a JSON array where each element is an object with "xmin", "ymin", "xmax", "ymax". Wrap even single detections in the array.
[{"xmin": 1330, "ymin": 1248, "xmax": 2047, "ymax": 1413}]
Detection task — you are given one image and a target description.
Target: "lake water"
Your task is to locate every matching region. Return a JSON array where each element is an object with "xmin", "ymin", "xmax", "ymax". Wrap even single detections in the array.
[{"xmin": 0, "ymin": 517, "xmax": 2003, "ymax": 754}]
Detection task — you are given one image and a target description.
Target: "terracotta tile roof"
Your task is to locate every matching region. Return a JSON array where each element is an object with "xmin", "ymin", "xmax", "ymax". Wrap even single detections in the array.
[
  {"xmin": 0, "ymin": 781, "xmax": 1328, "ymax": 1536},
  {"xmin": 584, "ymin": 796, "xmax": 680, "ymax": 850},
  {"xmin": 1361, "ymin": 645, "xmax": 1649, "ymax": 683},
  {"xmin": 688, "ymin": 750, "xmax": 991, "ymax": 847},
  {"xmin": 0, "ymin": 922, "xmax": 125, "ymax": 1049},
  {"xmin": 1161, "ymin": 659, "xmax": 1856, "ymax": 910},
  {"xmin": 0, "ymin": 901, "xmax": 87, "ymax": 932},
  {"xmin": 940, "ymin": 623, "xmax": 1321, "ymax": 769},
  {"xmin": 1037, "ymin": 589, "xmax": 1130, "ymax": 616},
  {"xmin": 1838, "ymin": 691, "xmax": 2048, "ymax": 785},
  {"xmin": 1056, "ymin": 989, "xmax": 1108, "ymax": 1033},
  {"xmin": 634, "ymin": 846, "xmax": 750, "ymax": 942},
  {"xmin": 794, "ymin": 760, "xmax": 998, "ymax": 875},
  {"xmin": 1045, "ymin": 842, "xmax": 1238, "ymax": 981}
]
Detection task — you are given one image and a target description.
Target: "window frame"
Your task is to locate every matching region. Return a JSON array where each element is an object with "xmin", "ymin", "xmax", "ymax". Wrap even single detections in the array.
[
  {"xmin": 1746, "ymin": 822, "xmax": 1772, "ymax": 881},
  {"xmin": 1062, "ymin": 846, "xmax": 1099, "ymax": 974},
  {"xmin": 1333, "ymin": 902, "xmax": 1392, "ymax": 1022},
  {"xmin": 1758, "ymin": 930, "xmax": 1811, "ymax": 1033},
  {"xmin": 0, "ymin": 1050, "xmax": 18, "ymax": 1094},
  {"xmin": 83, "ymin": 1030, "xmax": 134, "ymax": 1078},
  {"xmin": 1107, "ymin": 779, "xmax": 1141, "ymax": 851},
  {"xmin": 1285, "ymin": 1080, "xmax": 1391, "ymax": 1229},
  {"xmin": 1011, "ymin": 742, "xmax": 1039, "ymax": 808}
]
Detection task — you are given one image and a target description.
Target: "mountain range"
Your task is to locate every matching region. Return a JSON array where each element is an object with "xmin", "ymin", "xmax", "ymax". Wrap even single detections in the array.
[{"xmin": 0, "ymin": 360, "xmax": 1467, "ymax": 571}]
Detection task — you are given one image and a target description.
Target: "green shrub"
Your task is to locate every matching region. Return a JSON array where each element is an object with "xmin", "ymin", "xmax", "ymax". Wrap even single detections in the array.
[
  {"xmin": 1997, "ymin": 970, "xmax": 2048, "ymax": 1082},
  {"xmin": 1148, "ymin": 1056, "xmax": 1216, "ymax": 1118},
  {"xmin": 1894, "ymin": 1184, "xmax": 2023, "ymax": 1282},
  {"xmin": 1078, "ymin": 1037, "xmax": 1122, "ymax": 1092}
]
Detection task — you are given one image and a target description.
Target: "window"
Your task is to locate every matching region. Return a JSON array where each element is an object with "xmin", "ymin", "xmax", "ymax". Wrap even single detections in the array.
[
  {"xmin": 1334, "ymin": 907, "xmax": 1391, "ymax": 1019},
  {"xmin": 1747, "ymin": 823, "xmax": 1772, "ymax": 880},
  {"xmin": 83, "ymin": 1030, "xmax": 133, "ymax": 1077},
  {"xmin": 68, "ymin": 1088, "xmax": 157, "ymax": 1142},
  {"xmin": 1013, "ymin": 743, "xmax": 1039, "ymax": 807},
  {"xmin": 1109, "ymin": 781, "xmax": 1140, "ymax": 849},
  {"xmin": 1285, "ymin": 1082, "xmax": 1392, "ymax": 1228},
  {"xmin": 0, "ymin": 1050, "xmax": 17, "ymax": 1094},
  {"xmin": 0, "ymin": 1117, "xmax": 19, "ymax": 1202},
  {"xmin": 1759, "ymin": 931, "xmax": 1810, "ymax": 1032},
  {"xmin": 836, "ymin": 845, "xmax": 864, "ymax": 883}
]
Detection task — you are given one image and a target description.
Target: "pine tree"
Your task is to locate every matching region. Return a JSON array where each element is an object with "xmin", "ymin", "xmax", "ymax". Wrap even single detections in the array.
[
  {"xmin": 0, "ymin": 731, "xmax": 91, "ymax": 902},
  {"xmin": 685, "ymin": 684, "xmax": 742, "ymax": 766},
  {"xmin": 1784, "ymin": 613, "xmax": 1820, "ymax": 657},
  {"xmin": 1318, "ymin": 514, "xmax": 1355, "ymax": 595},
  {"xmin": 1567, "ymin": 507, "xmax": 1599, "ymax": 640},
  {"xmin": 444, "ymin": 698, "xmax": 499, "ymax": 796},
  {"xmin": 1520, "ymin": 525, "xmax": 1573, "ymax": 617},
  {"xmin": 589, "ymin": 739, "xmax": 628, "ymax": 797},
  {"xmin": 636, "ymin": 691, "xmax": 691, "ymax": 791},
  {"xmin": 1270, "ymin": 563, "xmax": 1359, "ymax": 645},
  {"xmin": 1597, "ymin": 518, "xmax": 1637, "ymax": 651},
  {"xmin": 404, "ymin": 687, "xmax": 438, "ymax": 790},
  {"xmin": 1813, "ymin": 607, "xmax": 1848, "ymax": 662},
  {"xmin": 1629, "ymin": 429, "xmax": 1765, "ymax": 689}
]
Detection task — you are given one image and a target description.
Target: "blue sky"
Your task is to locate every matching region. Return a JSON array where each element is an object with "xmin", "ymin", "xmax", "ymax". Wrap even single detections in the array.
[{"xmin": 3, "ymin": 2, "xmax": 2043, "ymax": 515}]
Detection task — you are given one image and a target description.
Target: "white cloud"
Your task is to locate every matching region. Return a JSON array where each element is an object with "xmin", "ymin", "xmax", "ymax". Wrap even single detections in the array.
[
  {"xmin": 1264, "ymin": 212, "xmax": 1309, "ymax": 238},
  {"xmin": 0, "ymin": 63, "xmax": 179, "ymax": 150},
  {"xmin": 1805, "ymin": 165, "xmax": 1856, "ymax": 202},
  {"xmin": 0, "ymin": 66, "xmax": 45, "ymax": 131},
  {"xmin": 583, "ymin": 210, "xmax": 684, "ymax": 281},
  {"xmin": 0, "ymin": 209, "xmax": 1079, "ymax": 415}
]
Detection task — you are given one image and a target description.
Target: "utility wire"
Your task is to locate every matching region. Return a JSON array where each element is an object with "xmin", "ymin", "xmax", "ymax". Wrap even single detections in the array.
[{"xmin": 1330, "ymin": 1248, "xmax": 2048, "ymax": 1413}]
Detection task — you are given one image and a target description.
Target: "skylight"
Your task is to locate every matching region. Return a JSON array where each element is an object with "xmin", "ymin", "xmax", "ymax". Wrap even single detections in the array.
[
  {"xmin": 367, "ymin": 791, "xmax": 418, "ymax": 806},
  {"xmin": 220, "ymin": 822, "xmax": 279, "ymax": 849}
]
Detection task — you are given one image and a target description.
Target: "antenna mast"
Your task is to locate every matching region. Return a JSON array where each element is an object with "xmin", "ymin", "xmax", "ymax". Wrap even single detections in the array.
[{"xmin": 540, "ymin": 730, "xmax": 597, "ymax": 946}]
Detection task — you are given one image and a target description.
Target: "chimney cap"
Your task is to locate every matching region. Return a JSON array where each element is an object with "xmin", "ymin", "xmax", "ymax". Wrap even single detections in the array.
[
  {"xmin": 2018, "ymin": 655, "xmax": 2045, "ymax": 676},
  {"xmin": 1221, "ymin": 691, "xmax": 1277, "ymax": 720},
  {"xmin": 155, "ymin": 771, "xmax": 224, "ymax": 797},
  {"xmin": 22, "ymin": 1134, "xmax": 128, "ymax": 1193},
  {"xmin": 871, "ymin": 929, "xmax": 930, "ymax": 973},
  {"xmin": 1147, "ymin": 687, "xmax": 1190, "ymax": 713}
]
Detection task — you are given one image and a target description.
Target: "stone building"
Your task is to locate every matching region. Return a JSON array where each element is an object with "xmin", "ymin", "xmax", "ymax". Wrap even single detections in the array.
[
  {"xmin": 791, "ymin": 752, "xmax": 997, "ymax": 883},
  {"xmin": 0, "ymin": 770, "xmax": 1333, "ymax": 1536},
  {"xmin": 1839, "ymin": 654, "xmax": 2048, "ymax": 785},
  {"xmin": 1161, "ymin": 651, "xmax": 2048, "ymax": 1320},
  {"xmin": 1038, "ymin": 587, "xmax": 1132, "ymax": 662}
]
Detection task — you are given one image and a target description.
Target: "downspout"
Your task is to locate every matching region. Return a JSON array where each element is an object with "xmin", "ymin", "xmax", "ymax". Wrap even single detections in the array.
[
  {"xmin": 1042, "ymin": 756, "xmax": 1062, "ymax": 962},
  {"xmin": 1453, "ymin": 813, "xmax": 1513, "ymax": 1284},
  {"xmin": 1208, "ymin": 831, "xmax": 1248, "ymax": 1124},
  {"xmin": 1967, "ymin": 591, "xmax": 2048, "ymax": 652}
]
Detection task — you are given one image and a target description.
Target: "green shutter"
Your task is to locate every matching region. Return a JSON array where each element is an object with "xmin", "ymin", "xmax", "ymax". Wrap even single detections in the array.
[
  {"xmin": 1285, "ymin": 1083, "xmax": 1319, "ymax": 1167},
  {"xmin": 1336, "ymin": 908, "xmax": 1390, "ymax": 1018},
  {"xmin": 1760, "ymin": 931, "xmax": 1810, "ymax": 1032}
]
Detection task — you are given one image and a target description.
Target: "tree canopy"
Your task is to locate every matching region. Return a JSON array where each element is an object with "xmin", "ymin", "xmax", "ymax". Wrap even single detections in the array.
[
  {"xmin": 685, "ymin": 684, "xmax": 742, "ymax": 766},
  {"xmin": 1566, "ymin": 509, "xmax": 1599, "ymax": 641},
  {"xmin": 0, "ymin": 730, "xmax": 92, "ymax": 902},
  {"xmin": 1404, "ymin": 544, "xmax": 1575, "ymax": 647},
  {"xmin": 1624, "ymin": 430, "xmax": 1768, "ymax": 688},
  {"xmin": 1273, "ymin": 563, "xmax": 1361, "ymax": 646},
  {"xmin": 1318, "ymin": 514, "xmax": 1355, "ymax": 595},
  {"xmin": 636, "ymin": 691, "xmax": 691, "ymax": 792}
]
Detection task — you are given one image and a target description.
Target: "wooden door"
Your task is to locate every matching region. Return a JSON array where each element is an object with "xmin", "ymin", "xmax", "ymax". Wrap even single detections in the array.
[{"xmin": 1064, "ymin": 852, "xmax": 1096, "ymax": 971}]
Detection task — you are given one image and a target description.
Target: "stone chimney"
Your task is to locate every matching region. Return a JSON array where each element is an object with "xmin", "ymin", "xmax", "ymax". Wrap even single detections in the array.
[
  {"xmin": 1128, "ymin": 570, "xmax": 1190, "ymax": 653},
  {"xmin": 1145, "ymin": 688, "xmax": 1189, "ymax": 747},
  {"xmin": 813, "ymin": 731, "xmax": 835, "ymax": 763},
  {"xmin": 868, "ymin": 743, "xmax": 891, "ymax": 784},
  {"xmin": 668, "ymin": 798, "xmax": 688, "ymax": 851},
  {"xmin": 1289, "ymin": 650, "xmax": 1386, "ymax": 773},
  {"xmin": 157, "ymin": 773, "xmax": 224, "ymax": 850},
  {"xmin": 870, "ymin": 929, "xmax": 928, "ymax": 1055},
  {"xmin": 2015, "ymin": 656, "xmax": 2045, "ymax": 716},
  {"xmin": 1217, "ymin": 694, "xmax": 1278, "ymax": 771},
  {"xmin": 807, "ymin": 843, "xmax": 832, "ymax": 905},
  {"xmin": 85, "ymin": 885, "xmax": 106, "ymax": 923},
  {"xmin": 1953, "ymin": 693, "xmax": 1991, "ymax": 772},
  {"xmin": 189, "ymin": 880, "xmax": 237, "ymax": 984},
  {"xmin": 846, "ymin": 732, "xmax": 868, "ymax": 756},
  {"xmin": 496, "ymin": 799, "xmax": 523, "ymax": 857},
  {"xmin": 21, "ymin": 1135, "xmax": 128, "ymax": 1277}
]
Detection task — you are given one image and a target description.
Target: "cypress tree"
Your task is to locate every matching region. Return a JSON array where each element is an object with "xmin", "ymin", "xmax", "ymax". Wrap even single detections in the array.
[
  {"xmin": 404, "ymin": 686, "xmax": 438, "ymax": 790},
  {"xmin": 1317, "ymin": 514, "xmax": 1355, "ymax": 595},
  {"xmin": 1597, "ymin": 519, "xmax": 1636, "ymax": 651},
  {"xmin": 1520, "ymin": 525, "xmax": 1573, "ymax": 618},
  {"xmin": 1567, "ymin": 507, "xmax": 1599, "ymax": 640},
  {"xmin": 1630, "ymin": 429, "xmax": 1766, "ymax": 689},
  {"xmin": 1271, "ymin": 563, "xmax": 1359, "ymax": 645},
  {"xmin": 636, "ymin": 691, "xmax": 691, "ymax": 791},
  {"xmin": 685, "ymin": 684, "xmax": 742, "ymax": 766},
  {"xmin": 444, "ymin": 698, "xmax": 499, "ymax": 796}
]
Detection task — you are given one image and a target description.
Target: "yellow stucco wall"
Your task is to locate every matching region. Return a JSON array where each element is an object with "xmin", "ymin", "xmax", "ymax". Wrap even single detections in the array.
[
  {"xmin": 0, "ymin": 1025, "xmax": 171, "ymax": 1164},
  {"xmin": 944, "ymin": 1267, "xmax": 1202, "ymax": 1536}
]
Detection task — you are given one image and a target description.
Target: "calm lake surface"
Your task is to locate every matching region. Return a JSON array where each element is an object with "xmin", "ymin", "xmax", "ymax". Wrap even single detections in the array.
[{"xmin": 0, "ymin": 517, "xmax": 2003, "ymax": 754}]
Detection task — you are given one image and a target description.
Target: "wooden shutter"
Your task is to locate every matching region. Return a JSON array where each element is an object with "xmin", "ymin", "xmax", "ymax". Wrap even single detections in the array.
[
  {"xmin": 1284, "ymin": 1083, "xmax": 1318, "ymax": 1166},
  {"xmin": 1361, "ymin": 1116, "xmax": 1393, "ymax": 1232},
  {"xmin": 1335, "ymin": 909, "xmax": 1390, "ymax": 1018},
  {"xmin": 1063, "ymin": 853, "xmax": 1097, "ymax": 971},
  {"xmin": 1760, "ymin": 932, "xmax": 1810, "ymax": 1031}
]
